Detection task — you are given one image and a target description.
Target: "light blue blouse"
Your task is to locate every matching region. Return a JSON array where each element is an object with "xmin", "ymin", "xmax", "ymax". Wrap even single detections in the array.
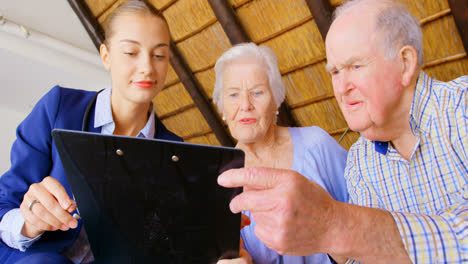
[{"xmin": 240, "ymin": 126, "xmax": 348, "ymax": 264}]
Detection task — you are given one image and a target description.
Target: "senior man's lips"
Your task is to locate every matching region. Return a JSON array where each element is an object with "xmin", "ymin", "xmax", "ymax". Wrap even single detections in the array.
[
  {"xmin": 239, "ymin": 118, "xmax": 256, "ymax": 125},
  {"xmin": 345, "ymin": 100, "xmax": 363, "ymax": 109},
  {"xmin": 133, "ymin": 81, "xmax": 154, "ymax": 88}
]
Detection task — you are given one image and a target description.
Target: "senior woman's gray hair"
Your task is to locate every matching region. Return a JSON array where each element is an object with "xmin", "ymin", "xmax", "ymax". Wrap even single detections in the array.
[
  {"xmin": 333, "ymin": 0, "xmax": 424, "ymax": 65},
  {"xmin": 213, "ymin": 42, "xmax": 286, "ymax": 113}
]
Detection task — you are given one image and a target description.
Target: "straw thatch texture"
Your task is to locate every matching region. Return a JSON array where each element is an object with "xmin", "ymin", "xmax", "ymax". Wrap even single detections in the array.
[
  {"xmin": 228, "ymin": 0, "xmax": 251, "ymax": 8},
  {"xmin": 425, "ymin": 58, "xmax": 468, "ymax": 81},
  {"xmin": 164, "ymin": 0, "xmax": 216, "ymax": 42},
  {"xmin": 194, "ymin": 68, "xmax": 216, "ymax": 102},
  {"xmin": 153, "ymin": 82, "xmax": 193, "ymax": 117},
  {"xmin": 283, "ymin": 61, "xmax": 333, "ymax": 107},
  {"xmin": 186, "ymin": 133, "xmax": 220, "ymax": 146},
  {"xmin": 165, "ymin": 65, "xmax": 179, "ymax": 86},
  {"xmin": 162, "ymin": 107, "xmax": 211, "ymax": 137},
  {"xmin": 235, "ymin": 0, "xmax": 311, "ymax": 43},
  {"xmin": 85, "ymin": 0, "xmax": 116, "ymax": 17},
  {"xmin": 293, "ymin": 99, "xmax": 347, "ymax": 132},
  {"xmin": 83, "ymin": 0, "xmax": 467, "ymax": 150},
  {"xmin": 423, "ymin": 16, "xmax": 465, "ymax": 63},
  {"xmin": 148, "ymin": 0, "xmax": 175, "ymax": 10}
]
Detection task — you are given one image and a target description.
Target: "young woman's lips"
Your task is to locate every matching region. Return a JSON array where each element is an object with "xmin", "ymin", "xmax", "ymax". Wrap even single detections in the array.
[
  {"xmin": 239, "ymin": 118, "xmax": 256, "ymax": 125},
  {"xmin": 133, "ymin": 81, "xmax": 153, "ymax": 88}
]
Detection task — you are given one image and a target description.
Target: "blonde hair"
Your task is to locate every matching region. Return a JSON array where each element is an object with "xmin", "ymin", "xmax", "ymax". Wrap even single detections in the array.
[{"xmin": 104, "ymin": 0, "xmax": 168, "ymax": 47}]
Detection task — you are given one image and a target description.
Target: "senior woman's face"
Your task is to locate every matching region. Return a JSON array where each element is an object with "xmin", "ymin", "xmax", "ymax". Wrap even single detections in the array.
[{"xmin": 222, "ymin": 61, "xmax": 277, "ymax": 143}]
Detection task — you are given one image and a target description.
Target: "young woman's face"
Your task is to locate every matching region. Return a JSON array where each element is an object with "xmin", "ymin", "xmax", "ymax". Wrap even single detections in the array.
[{"xmin": 100, "ymin": 13, "xmax": 170, "ymax": 106}]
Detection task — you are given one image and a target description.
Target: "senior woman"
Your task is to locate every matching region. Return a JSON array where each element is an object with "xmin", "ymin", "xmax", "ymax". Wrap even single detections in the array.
[{"xmin": 213, "ymin": 43, "xmax": 348, "ymax": 264}]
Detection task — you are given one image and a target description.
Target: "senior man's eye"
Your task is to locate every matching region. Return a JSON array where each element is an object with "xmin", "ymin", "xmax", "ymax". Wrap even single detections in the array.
[{"xmin": 331, "ymin": 69, "xmax": 340, "ymax": 75}]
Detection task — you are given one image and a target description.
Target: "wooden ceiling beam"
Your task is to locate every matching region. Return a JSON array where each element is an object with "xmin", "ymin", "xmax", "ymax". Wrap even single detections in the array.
[
  {"xmin": 304, "ymin": 0, "xmax": 334, "ymax": 40},
  {"xmin": 448, "ymin": 0, "xmax": 468, "ymax": 54},
  {"xmin": 68, "ymin": 0, "xmax": 234, "ymax": 146},
  {"xmin": 169, "ymin": 43, "xmax": 235, "ymax": 146},
  {"xmin": 207, "ymin": 0, "xmax": 297, "ymax": 127},
  {"xmin": 67, "ymin": 0, "xmax": 105, "ymax": 50}
]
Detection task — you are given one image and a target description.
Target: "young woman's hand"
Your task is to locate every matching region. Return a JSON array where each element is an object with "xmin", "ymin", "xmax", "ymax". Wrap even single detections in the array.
[{"xmin": 20, "ymin": 176, "xmax": 78, "ymax": 238}]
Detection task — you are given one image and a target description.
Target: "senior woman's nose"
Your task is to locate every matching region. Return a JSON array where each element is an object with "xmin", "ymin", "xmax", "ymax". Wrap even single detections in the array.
[{"xmin": 239, "ymin": 93, "xmax": 253, "ymax": 111}]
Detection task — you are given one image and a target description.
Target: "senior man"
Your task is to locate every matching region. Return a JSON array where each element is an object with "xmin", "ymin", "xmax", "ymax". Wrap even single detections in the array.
[{"xmin": 218, "ymin": 0, "xmax": 468, "ymax": 263}]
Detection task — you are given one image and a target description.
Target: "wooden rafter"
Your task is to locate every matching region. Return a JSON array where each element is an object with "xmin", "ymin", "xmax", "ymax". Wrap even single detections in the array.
[
  {"xmin": 448, "ymin": 0, "xmax": 468, "ymax": 54},
  {"xmin": 305, "ymin": 0, "xmax": 353, "ymax": 141},
  {"xmin": 207, "ymin": 0, "xmax": 297, "ymax": 127},
  {"xmin": 169, "ymin": 43, "xmax": 235, "ymax": 146},
  {"xmin": 67, "ymin": 0, "xmax": 234, "ymax": 146},
  {"xmin": 67, "ymin": 0, "xmax": 104, "ymax": 50},
  {"xmin": 304, "ymin": 0, "xmax": 335, "ymax": 39}
]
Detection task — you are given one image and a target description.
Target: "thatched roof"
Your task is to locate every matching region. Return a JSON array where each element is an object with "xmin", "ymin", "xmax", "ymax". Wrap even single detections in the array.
[{"xmin": 71, "ymin": 0, "xmax": 468, "ymax": 150}]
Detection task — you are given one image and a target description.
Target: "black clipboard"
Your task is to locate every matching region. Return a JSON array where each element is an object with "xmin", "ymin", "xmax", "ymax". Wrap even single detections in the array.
[{"xmin": 52, "ymin": 129, "xmax": 244, "ymax": 264}]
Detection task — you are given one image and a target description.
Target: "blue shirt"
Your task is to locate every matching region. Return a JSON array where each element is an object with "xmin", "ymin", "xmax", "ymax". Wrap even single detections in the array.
[
  {"xmin": 345, "ymin": 72, "xmax": 468, "ymax": 263},
  {"xmin": 0, "ymin": 87, "xmax": 156, "ymax": 260},
  {"xmin": 241, "ymin": 126, "xmax": 348, "ymax": 264}
]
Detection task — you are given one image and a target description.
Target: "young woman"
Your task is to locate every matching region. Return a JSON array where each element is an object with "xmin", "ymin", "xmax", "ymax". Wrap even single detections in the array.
[{"xmin": 0, "ymin": 1, "xmax": 180, "ymax": 263}]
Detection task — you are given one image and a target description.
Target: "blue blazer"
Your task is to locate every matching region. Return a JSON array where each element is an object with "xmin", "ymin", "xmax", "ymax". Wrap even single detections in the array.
[{"xmin": 0, "ymin": 86, "xmax": 182, "ymax": 263}]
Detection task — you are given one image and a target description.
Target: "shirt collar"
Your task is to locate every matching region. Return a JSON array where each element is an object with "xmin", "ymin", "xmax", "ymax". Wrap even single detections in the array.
[
  {"xmin": 374, "ymin": 71, "xmax": 432, "ymax": 155},
  {"xmin": 94, "ymin": 87, "xmax": 113, "ymax": 129},
  {"xmin": 409, "ymin": 71, "xmax": 433, "ymax": 135},
  {"xmin": 94, "ymin": 87, "xmax": 156, "ymax": 138}
]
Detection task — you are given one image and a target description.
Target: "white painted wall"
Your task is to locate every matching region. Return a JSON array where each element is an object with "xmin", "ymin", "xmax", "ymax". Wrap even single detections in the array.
[
  {"xmin": 0, "ymin": 107, "xmax": 27, "ymax": 174},
  {"xmin": 0, "ymin": 1, "xmax": 111, "ymax": 175},
  {"xmin": 0, "ymin": 48, "xmax": 110, "ymax": 174}
]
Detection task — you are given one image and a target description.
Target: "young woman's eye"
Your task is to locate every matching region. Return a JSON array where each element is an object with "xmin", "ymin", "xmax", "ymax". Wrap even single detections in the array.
[
  {"xmin": 353, "ymin": 65, "xmax": 361, "ymax": 69},
  {"xmin": 124, "ymin": 52, "xmax": 136, "ymax": 56},
  {"xmin": 153, "ymin": 54, "xmax": 166, "ymax": 59},
  {"xmin": 331, "ymin": 69, "xmax": 340, "ymax": 75}
]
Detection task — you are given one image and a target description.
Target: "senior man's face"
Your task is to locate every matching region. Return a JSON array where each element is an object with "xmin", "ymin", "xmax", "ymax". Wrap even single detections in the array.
[
  {"xmin": 325, "ymin": 11, "xmax": 404, "ymax": 139},
  {"xmin": 222, "ymin": 61, "xmax": 277, "ymax": 143}
]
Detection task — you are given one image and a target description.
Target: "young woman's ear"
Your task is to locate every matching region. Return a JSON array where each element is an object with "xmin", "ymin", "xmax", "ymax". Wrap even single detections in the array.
[
  {"xmin": 100, "ymin": 43, "xmax": 111, "ymax": 71},
  {"xmin": 398, "ymin": 45, "xmax": 419, "ymax": 87}
]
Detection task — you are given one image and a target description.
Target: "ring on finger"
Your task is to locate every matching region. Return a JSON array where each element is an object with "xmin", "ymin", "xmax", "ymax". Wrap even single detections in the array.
[{"xmin": 28, "ymin": 200, "xmax": 40, "ymax": 212}]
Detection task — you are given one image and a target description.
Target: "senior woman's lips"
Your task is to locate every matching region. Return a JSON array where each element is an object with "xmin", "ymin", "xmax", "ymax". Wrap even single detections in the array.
[
  {"xmin": 133, "ymin": 81, "xmax": 154, "ymax": 88},
  {"xmin": 239, "ymin": 118, "xmax": 256, "ymax": 125}
]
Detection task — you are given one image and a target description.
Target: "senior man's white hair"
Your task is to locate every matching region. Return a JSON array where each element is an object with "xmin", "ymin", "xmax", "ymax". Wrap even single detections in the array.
[
  {"xmin": 213, "ymin": 42, "xmax": 286, "ymax": 113},
  {"xmin": 332, "ymin": 0, "xmax": 424, "ymax": 65}
]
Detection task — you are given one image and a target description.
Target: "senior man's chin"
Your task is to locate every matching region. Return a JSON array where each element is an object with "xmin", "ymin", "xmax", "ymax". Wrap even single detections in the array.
[{"xmin": 345, "ymin": 118, "xmax": 382, "ymax": 141}]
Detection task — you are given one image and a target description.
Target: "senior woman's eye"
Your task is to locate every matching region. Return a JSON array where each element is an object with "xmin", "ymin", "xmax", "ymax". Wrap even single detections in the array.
[
  {"xmin": 228, "ymin": 92, "xmax": 239, "ymax": 98},
  {"xmin": 252, "ymin": 90, "xmax": 264, "ymax": 97}
]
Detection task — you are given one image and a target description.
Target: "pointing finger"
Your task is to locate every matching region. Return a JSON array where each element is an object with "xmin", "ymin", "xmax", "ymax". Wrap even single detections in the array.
[{"xmin": 218, "ymin": 167, "xmax": 291, "ymax": 190}]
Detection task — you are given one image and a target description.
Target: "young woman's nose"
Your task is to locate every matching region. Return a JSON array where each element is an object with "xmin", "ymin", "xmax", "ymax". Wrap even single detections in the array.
[{"xmin": 138, "ymin": 54, "xmax": 154, "ymax": 75}]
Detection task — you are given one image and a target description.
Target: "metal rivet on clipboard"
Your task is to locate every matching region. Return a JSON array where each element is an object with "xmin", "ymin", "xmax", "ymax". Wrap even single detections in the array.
[{"xmin": 171, "ymin": 155, "xmax": 179, "ymax": 162}]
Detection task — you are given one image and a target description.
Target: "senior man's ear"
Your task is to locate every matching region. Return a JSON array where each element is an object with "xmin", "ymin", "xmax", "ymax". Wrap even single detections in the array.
[{"xmin": 398, "ymin": 45, "xmax": 419, "ymax": 87}]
